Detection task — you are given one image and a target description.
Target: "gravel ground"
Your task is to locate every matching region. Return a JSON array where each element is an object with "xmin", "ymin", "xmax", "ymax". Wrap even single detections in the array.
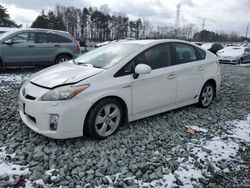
[{"xmin": 0, "ymin": 64, "xmax": 249, "ymax": 188}]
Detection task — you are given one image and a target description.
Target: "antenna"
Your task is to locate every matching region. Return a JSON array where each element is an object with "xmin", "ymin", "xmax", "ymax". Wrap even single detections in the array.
[
  {"xmin": 175, "ymin": 3, "xmax": 181, "ymax": 29},
  {"xmin": 246, "ymin": 23, "xmax": 249, "ymax": 38},
  {"xmin": 202, "ymin": 18, "xmax": 205, "ymax": 31}
]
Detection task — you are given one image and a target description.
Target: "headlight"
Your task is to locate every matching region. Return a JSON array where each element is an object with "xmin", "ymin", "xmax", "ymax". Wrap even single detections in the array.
[{"xmin": 41, "ymin": 84, "xmax": 90, "ymax": 101}]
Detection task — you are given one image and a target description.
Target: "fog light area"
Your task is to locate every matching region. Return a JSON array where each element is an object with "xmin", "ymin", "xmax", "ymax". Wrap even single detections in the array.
[{"xmin": 50, "ymin": 114, "xmax": 59, "ymax": 131}]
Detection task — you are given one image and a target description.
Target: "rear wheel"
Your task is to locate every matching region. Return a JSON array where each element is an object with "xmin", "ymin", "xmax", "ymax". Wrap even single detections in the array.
[
  {"xmin": 55, "ymin": 54, "xmax": 71, "ymax": 64},
  {"xmin": 85, "ymin": 98, "xmax": 123, "ymax": 140},
  {"xmin": 198, "ymin": 82, "xmax": 214, "ymax": 108}
]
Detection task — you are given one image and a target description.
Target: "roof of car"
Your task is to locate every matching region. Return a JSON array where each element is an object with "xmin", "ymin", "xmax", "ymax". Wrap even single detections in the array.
[
  {"xmin": 11, "ymin": 28, "xmax": 69, "ymax": 34},
  {"xmin": 120, "ymin": 39, "xmax": 192, "ymax": 45}
]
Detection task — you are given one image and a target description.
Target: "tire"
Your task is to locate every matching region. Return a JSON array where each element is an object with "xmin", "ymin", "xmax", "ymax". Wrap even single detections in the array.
[
  {"xmin": 198, "ymin": 82, "xmax": 215, "ymax": 108},
  {"xmin": 238, "ymin": 58, "xmax": 243, "ymax": 64},
  {"xmin": 85, "ymin": 98, "xmax": 123, "ymax": 140},
  {"xmin": 55, "ymin": 54, "xmax": 71, "ymax": 64}
]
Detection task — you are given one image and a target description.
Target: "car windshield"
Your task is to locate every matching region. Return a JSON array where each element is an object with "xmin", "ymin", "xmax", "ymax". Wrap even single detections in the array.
[
  {"xmin": 73, "ymin": 43, "xmax": 143, "ymax": 69},
  {"xmin": 0, "ymin": 30, "xmax": 16, "ymax": 40},
  {"xmin": 201, "ymin": 43, "xmax": 213, "ymax": 49}
]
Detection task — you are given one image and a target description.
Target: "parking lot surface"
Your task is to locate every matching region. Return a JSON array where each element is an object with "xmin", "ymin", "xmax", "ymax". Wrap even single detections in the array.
[{"xmin": 0, "ymin": 64, "xmax": 249, "ymax": 187}]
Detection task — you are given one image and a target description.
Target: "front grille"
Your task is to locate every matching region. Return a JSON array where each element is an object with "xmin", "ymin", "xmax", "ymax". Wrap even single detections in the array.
[
  {"xmin": 219, "ymin": 60, "xmax": 231, "ymax": 63},
  {"xmin": 25, "ymin": 95, "xmax": 36, "ymax": 100}
]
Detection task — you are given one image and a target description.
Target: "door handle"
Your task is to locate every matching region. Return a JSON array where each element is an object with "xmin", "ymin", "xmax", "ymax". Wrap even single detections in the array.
[
  {"xmin": 198, "ymin": 66, "xmax": 204, "ymax": 71},
  {"xmin": 167, "ymin": 74, "xmax": 176, "ymax": 80},
  {"xmin": 54, "ymin": 44, "xmax": 61, "ymax": 47},
  {"xmin": 28, "ymin": 45, "xmax": 35, "ymax": 47}
]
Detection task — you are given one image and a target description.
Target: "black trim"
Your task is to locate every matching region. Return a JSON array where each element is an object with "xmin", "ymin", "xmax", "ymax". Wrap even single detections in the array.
[{"xmin": 114, "ymin": 42, "xmax": 174, "ymax": 78}]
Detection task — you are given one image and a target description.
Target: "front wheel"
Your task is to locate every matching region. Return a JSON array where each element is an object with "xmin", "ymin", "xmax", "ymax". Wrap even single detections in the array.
[
  {"xmin": 198, "ymin": 82, "xmax": 214, "ymax": 108},
  {"xmin": 85, "ymin": 98, "xmax": 123, "ymax": 139}
]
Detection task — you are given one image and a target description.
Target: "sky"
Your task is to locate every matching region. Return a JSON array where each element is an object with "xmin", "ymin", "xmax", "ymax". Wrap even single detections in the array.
[{"xmin": 1, "ymin": 0, "xmax": 250, "ymax": 36}]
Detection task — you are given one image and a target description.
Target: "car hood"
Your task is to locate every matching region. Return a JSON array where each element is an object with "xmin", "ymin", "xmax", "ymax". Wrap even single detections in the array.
[
  {"xmin": 30, "ymin": 62, "xmax": 103, "ymax": 88},
  {"xmin": 219, "ymin": 50, "xmax": 244, "ymax": 57}
]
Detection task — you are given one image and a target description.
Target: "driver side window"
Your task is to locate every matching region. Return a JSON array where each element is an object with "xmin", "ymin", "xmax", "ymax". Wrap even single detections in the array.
[
  {"xmin": 11, "ymin": 32, "xmax": 35, "ymax": 44},
  {"xmin": 137, "ymin": 43, "xmax": 172, "ymax": 70}
]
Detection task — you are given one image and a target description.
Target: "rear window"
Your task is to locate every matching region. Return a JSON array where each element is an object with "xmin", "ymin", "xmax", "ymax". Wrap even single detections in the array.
[
  {"xmin": 56, "ymin": 34, "xmax": 71, "ymax": 43},
  {"xmin": 36, "ymin": 33, "xmax": 72, "ymax": 43}
]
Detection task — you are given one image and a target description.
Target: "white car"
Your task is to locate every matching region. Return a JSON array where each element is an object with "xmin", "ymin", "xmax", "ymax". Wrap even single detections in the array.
[
  {"xmin": 217, "ymin": 47, "xmax": 250, "ymax": 64},
  {"xmin": 19, "ymin": 40, "xmax": 221, "ymax": 139}
]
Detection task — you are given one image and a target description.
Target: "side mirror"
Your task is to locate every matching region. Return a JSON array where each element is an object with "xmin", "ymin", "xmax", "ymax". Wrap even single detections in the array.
[
  {"xmin": 4, "ymin": 39, "xmax": 13, "ymax": 45},
  {"xmin": 133, "ymin": 64, "xmax": 151, "ymax": 79}
]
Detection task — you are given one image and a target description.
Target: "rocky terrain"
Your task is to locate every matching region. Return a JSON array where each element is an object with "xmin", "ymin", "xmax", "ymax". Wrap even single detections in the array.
[{"xmin": 0, "ymin": 64, "xmax": 249, "ymax": 188}]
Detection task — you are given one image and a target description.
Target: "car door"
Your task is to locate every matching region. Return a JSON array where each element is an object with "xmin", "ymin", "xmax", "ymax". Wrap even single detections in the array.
[
  {"xmin": 173, "ymin": 43, "xmax": 204, "ymax": 104},
  {"xmin": 2, "ymin": 32, "xmax": 36, "ymax": 66},
  {"xmin": 131, "ymin": 43, "xmax": 177, "ymax": 115},
  {"xmin": 34, "ymin": 32, "xmax": 56, "ymax": 65}
]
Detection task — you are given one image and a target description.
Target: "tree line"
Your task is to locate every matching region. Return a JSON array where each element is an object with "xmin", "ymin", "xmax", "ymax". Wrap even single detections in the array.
[
  {"xmin": 0, "ymin": 4, "xmax": 248, "ymax": 42},
  {"xmin": 31, "ymin": 4, "xmax": 143, "ymax": 41}
]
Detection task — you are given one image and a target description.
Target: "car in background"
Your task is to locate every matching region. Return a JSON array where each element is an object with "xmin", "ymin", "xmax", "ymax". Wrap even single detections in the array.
[
  {"xmin": 217, "ymin": 47, "xmax": 250, "ymax": 64},
  {"xmin": 94, "ymin": 41, "xmax": 112, "ymax": 48},
  {"xmin": 0, "ymin": 28, "xmax": 80, "ymax": 67},
  {"xmin": 19, "ymin": 39, "xmax": 221, "ymax": 139},
  {"xmin": 201, "ymin": 43, "xmax": 223, "ymax": 54},
  {"xmin": 76, "ymin": 37, "xmax": 87, "ymax": 47},
  {"xmin": 192, "ymin": 42, "xmax": 203, "ymax": 46}
]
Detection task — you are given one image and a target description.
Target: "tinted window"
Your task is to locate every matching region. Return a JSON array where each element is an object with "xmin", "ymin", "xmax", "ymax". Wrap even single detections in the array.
[
  {"xmin": 174, "ymin": 43, "xmax": 197, "ymax": 64},
  {"xmin": 48, "ymin": 33, "xmax": 57, "ymax": 43},
  {"xmin": 12, "ymin": 32, "xmax": 35, "ymax": 43},
  {"xmin": 137, "ymin": 43, "xmax": 172, "ymax": 70},
  {"xmin": 36, "ymin": 32, "xmax": 48, "ymax": 43},
  {"xmin": 196, "ymin": 47, "xmax": 206, "ymax": 60},
  {"xmin": 56, "ymin": 35, "xmax": 71, "ymax": 43}
]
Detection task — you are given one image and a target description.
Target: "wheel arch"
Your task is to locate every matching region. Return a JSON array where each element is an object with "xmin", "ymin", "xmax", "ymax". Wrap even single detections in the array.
[
  {"xmin": 54, "ymin": 53, "xmax": 73, "ymax": 63},
  {"xmin": 83, "ymin": 95, "xmax": 129, "ymax": 135},
  {"xmin": 203, "ymin": 78, "xmax": 217, "ymax": 96}
]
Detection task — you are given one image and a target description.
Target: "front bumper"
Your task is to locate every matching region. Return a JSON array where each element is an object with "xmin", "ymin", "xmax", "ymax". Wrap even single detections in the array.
[
  {"xmin": 19, "ymin": 82, "xmax": 92, "ymax": 139},
  {"xmin": 218, "ymin": 57, "xmax": 239, "ymax": 64}
]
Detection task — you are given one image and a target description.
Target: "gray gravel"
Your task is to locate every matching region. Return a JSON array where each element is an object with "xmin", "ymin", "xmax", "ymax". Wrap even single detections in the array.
[{"xmin": 0, "ymin": 64, "xmax": 250, "ymax": 187}]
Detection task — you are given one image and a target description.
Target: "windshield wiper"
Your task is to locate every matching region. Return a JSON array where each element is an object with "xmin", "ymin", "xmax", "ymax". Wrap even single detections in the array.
[{"xmin": 76, "ymin": 61, "xmax": 103, "ymax": 69}]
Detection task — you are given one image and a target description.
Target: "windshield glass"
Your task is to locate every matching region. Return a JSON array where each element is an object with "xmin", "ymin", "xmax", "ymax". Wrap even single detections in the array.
[
  {"xmin": 201, "ymin": 43, "xmax": 212, "ymax": 49},
  {"xmin": 0, "ymin": 30, "xmax": 16, "ymax": 40},
  {"xmin": 74, "ymin": 43, "xmax": 143, "ymax": 69}
]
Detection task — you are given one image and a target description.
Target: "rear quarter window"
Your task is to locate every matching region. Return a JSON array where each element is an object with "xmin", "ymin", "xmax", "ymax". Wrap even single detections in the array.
[{"xmin": 196, "ymin": 47, "xmax": 206, "ymax": 60}]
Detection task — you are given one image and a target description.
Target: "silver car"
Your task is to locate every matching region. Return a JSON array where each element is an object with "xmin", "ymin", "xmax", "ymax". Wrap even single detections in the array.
[{"xmin": 0, "ymin": 28, "xmax": 81, "ymax": 67}]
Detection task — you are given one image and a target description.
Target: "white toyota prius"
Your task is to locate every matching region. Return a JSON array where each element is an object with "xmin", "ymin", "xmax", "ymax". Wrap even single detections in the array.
[{"xmin": 19, "ymin": 40, "xmax": 221, "ymax": 139}]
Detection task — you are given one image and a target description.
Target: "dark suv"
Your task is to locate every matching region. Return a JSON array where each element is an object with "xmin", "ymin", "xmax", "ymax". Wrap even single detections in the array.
[
  {"xmin": 0, "ymin": 28, "xmax": 81, "ymax": 67},
  {"xmin": 201, "ymin": 43, "xmax": 223, "ymax": 54}
]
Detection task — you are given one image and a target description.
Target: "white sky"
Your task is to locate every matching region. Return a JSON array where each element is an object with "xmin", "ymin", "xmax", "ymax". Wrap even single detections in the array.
[{"xmin": 1, "ymin": 0, "xmax": 249, "ymax": 36}]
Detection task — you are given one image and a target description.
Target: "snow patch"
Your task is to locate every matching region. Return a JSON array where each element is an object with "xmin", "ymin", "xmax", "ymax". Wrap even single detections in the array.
[
  {"xmin": 0, "ymin": 146, "xmax": 30, "ymax": 182},
  {"xmin": 0, "ymin": 75, "xmax": 24, "ymax": 84},
  {"xmin": 104, "ymin": 114, "xmax": 250, "ymax": 187}
]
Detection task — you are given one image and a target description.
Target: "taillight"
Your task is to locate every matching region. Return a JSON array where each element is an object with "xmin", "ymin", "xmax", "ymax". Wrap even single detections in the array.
[
  {"xmin": 76, "ymin": 42, "xmax": 80, "ymax": 51},
  {"xmin": 70, "ymin": 34, "xmax": 81, "ymax": 52}
]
